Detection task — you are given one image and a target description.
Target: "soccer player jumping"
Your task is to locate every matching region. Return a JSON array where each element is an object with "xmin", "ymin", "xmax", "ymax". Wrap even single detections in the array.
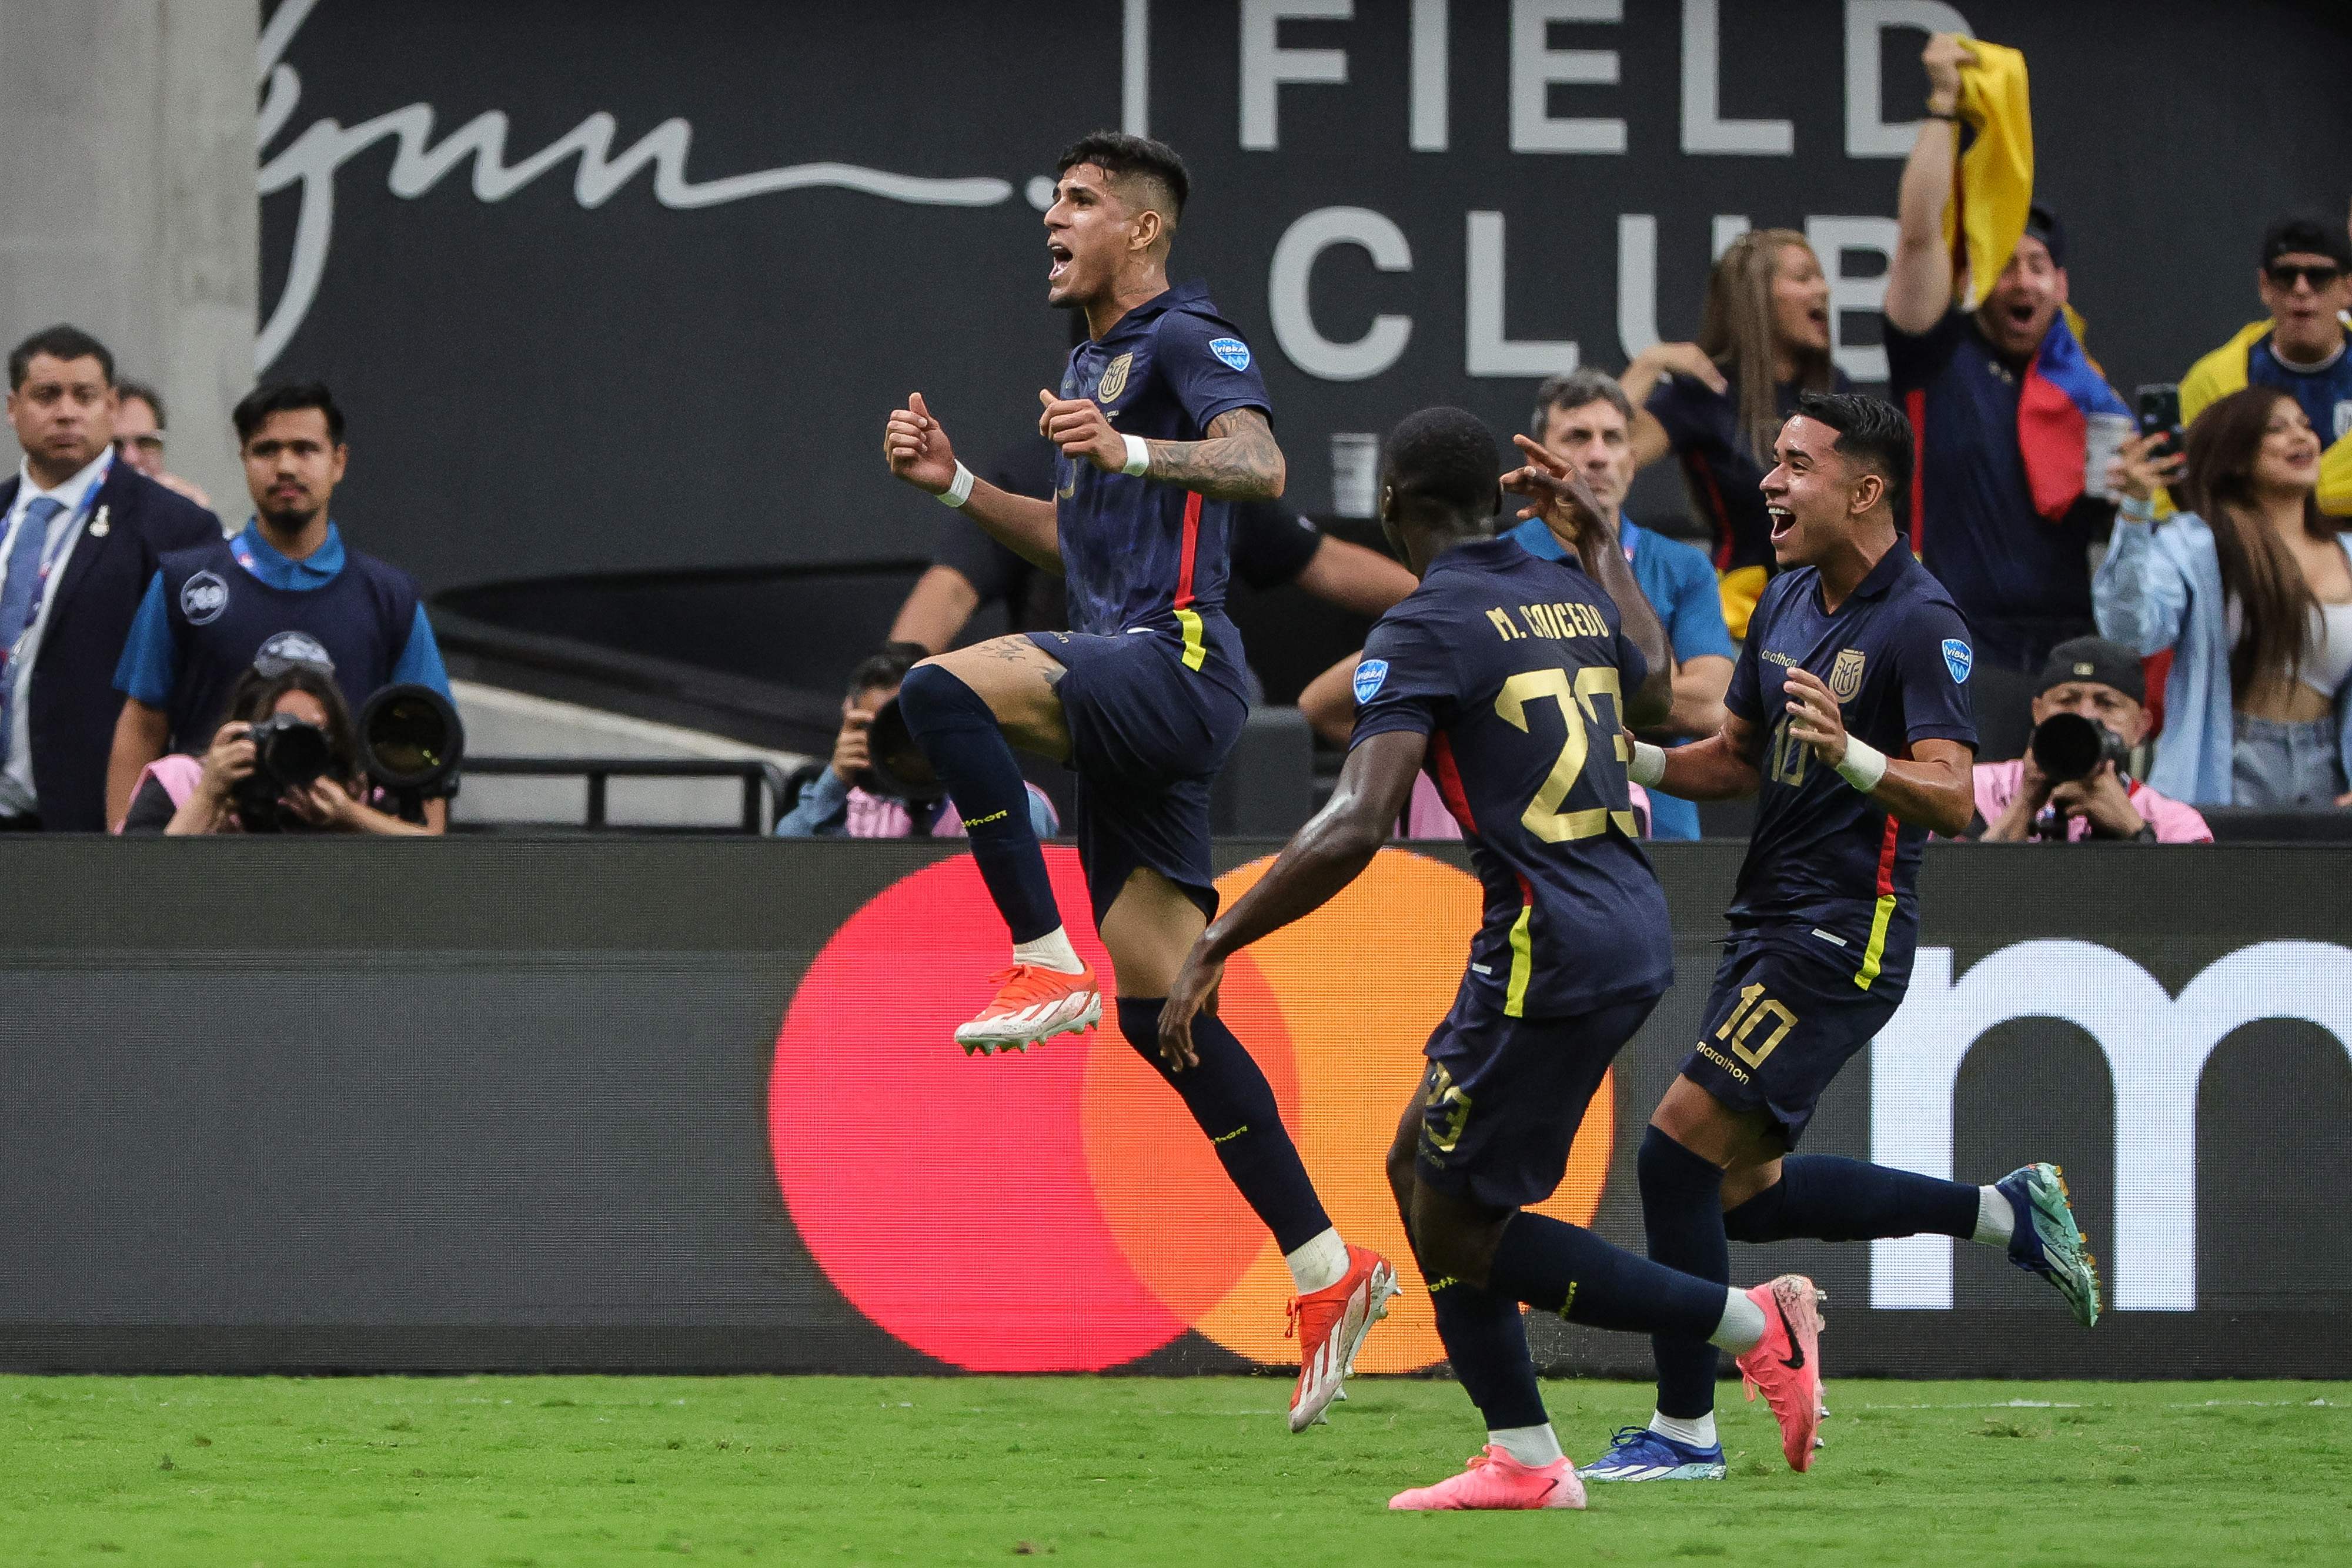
[
  {"xmin": 1583, "ymin": 393, "xmax": 2101, "ymax": 1485},
  {"xmin": 881, "ymin": 134, "xmax": 1392, "ymax": 1430},
  {"xmin": 1162, "ymin": 409, "xmax": 1826, "ymax": 1510}
]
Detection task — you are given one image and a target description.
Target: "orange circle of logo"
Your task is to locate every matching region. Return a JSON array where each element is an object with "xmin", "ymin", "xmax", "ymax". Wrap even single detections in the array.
[{"xmin": 770, "ymin": 848, "xmax": 1612, "ymax": 1372}]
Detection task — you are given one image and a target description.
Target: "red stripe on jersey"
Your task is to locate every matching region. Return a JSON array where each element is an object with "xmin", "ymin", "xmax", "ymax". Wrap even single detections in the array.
[
  {"xmin": 1174, "ymin": 490, "xmax": 1203, "ymax": 610},
  {"xmin": 1905, "ymin": 389, "xmax": 1928, "ymax": 554},
  {"xmin": 1429, "ymin": 733, "xmax": 1477, "ymax": 835},
  {"xmin": 1682, "ymin": 452, "xmax": 1735, "ymax": 573},
  {"xmin": 1872, "ymin": 810, "xmax": 1901, "ymax": 899}
]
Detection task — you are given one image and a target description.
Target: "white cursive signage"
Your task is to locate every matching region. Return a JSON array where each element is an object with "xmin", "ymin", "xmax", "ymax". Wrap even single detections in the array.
[{"xmin": 255, "ymin": 0, "xmax": 1014, "ymax": 369}]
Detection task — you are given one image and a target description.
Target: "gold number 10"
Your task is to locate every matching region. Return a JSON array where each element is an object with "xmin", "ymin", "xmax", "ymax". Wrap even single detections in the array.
[
  {"xmin": 1715, "ymin": 982, "xmax": 1798, "ymax": 1068},
  {"xmin": 1495, "ymin": 667, "xmax": 1639, "ymax": 843}
]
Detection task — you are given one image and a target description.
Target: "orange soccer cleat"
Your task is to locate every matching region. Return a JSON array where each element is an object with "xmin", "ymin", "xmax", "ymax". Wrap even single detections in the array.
[
  {"xmin": 953, "ymin": 962, "xmax": 1102, "ymax": 1055},
  {"xmin": 1285, "ymin": 1244, "xmax": 1398, "ymax": 1432}
]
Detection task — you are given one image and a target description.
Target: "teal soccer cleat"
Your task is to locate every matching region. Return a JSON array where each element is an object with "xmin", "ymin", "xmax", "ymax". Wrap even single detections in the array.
[{"xmin": 1994, "ymin": 1162, "xmax": 2102, "ymax": 1328}]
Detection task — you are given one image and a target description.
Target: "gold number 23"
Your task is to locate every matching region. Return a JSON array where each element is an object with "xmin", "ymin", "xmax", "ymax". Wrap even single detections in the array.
[{"xmin": 1495, "ymin": 667, "xmax": 1639, "ymax": 843}]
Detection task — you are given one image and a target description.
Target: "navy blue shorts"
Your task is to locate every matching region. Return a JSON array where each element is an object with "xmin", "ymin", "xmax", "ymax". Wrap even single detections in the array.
[
  {"xmin": 1679, "ymin": 932, "xmax": 1905, "ymax": 1148},
  {"xmin": 1415, "ymin": 994, "xmax": 1660, "ymax": 1212},
  {"xmin": 1028, "ymin": 628, "xmax": 1247, "ymax": 927}
]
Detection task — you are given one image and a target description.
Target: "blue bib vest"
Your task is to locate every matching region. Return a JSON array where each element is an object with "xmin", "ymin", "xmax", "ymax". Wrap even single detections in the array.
[{"xmin": 156, "ymin": 536, "xmax": 418, "ymax": 751}]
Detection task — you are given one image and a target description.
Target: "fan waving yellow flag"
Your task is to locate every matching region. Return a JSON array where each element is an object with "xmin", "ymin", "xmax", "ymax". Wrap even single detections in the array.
[{"xmin": 1939, "ymin": 39, "xmax": 2034, "ymax": 309}]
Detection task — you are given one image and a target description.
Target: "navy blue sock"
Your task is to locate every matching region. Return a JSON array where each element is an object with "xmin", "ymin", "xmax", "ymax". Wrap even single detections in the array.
[
  {"xmin": 1427, "ymin": 1275, "xmax": 1545, "ymax": 1431},
  {"xmin": 1486, "ymin": 1211, "xmax": 1728, "ymax": 1344},
  {"xmin": 1637, "ymin": 1126, "xmax": 1730, "ymax": 1420},
  {"xmin": 1723, "ymin": 1155, "xmax": 1979, "ymax": 1244},
  {"xmin": 1115, "ymin": 999, "xmax": 1332, "ymax": 1252},
  {"xmin": 896, "ymin": 664, "xmax": 1063, "ymax": 944}
]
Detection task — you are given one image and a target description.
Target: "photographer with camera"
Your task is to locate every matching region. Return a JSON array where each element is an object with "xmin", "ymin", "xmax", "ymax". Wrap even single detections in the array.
[
  {"xmin": 776, "ymin": 644, "xmax": 1058, "ymax": 839},
  {"xmin": 104, "ymin": 382, "xmax": 452, "ymax": 832},
  {"xmin": 1967, "ymin": 637, "xmax": 2211, "ymax": 842},
  {"xmin": 115, "ymin": 657, "xmax": 430, "ymax": 835}
]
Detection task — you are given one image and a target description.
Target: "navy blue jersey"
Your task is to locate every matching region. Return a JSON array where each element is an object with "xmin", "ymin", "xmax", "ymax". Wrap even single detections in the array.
[
  {"xmin": 1725, "ymin": 544, "xmax": 1978, "ymax": 989},
  {"xmin": 1351, "ymin": 536, "xmax": 1672, "ymax": 1018},
  {"xmin": 2247, "ymin": 333, "xmax": 2352, "ymax": 447},
  {"xmin": 1055, "ymin": 280, "xmax": 1270, "ymax": 670}
]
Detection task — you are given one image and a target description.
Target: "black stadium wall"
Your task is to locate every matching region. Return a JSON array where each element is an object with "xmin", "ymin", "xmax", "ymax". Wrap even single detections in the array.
[
  {"xmin": 258, "ymin": 0, "xmax": 2352, "ymax": 596},
  {"xmin": 4, "ymin": 839, "xmax": 2347, "ymax": 1379}
]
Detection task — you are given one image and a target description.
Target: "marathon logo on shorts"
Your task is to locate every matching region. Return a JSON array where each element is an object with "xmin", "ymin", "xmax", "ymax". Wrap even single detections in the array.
[
  {"xmin": 180, "ymin": 570, "xmax": 229, "ymax": 626},
  {"xmin": 1942, "ymin": 638, "xmax": 1973, "ymax": 684},
  {"xmin": 1208, "ymin": 337, "xmax": 1251, "ymax": 372},
  {"xmin": 1353, "ymin": 658, "xmax": 1389, "ymax": 704}
]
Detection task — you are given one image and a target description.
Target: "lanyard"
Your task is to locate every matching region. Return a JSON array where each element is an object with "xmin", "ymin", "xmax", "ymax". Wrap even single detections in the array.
[{"xmin": 2, "ymin": 452, "xmax": 113, "ymax": 667}]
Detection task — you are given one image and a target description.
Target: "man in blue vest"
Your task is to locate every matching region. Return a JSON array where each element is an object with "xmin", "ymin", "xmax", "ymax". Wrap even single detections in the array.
[{"xmin": 106, "ymin": 382, "xmax": 452, "ymax": 830}]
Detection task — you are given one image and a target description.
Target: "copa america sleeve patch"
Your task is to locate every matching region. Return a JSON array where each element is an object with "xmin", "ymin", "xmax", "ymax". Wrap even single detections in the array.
[
  {"xmin": 1208, "ymin": 337, "xmax": 1252, "ymax": 371},
  {"xmin": 1352, "ymin": 658, "xmax": 1389, "ymax": 704},
  {"xmin": 1942, "ymin": 638, "xmax": 1973, "ymax": 684}
]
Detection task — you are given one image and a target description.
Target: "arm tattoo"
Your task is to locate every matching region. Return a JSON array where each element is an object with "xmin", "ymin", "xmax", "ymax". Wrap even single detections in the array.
[{"xmin": 1144, "ymin": 409, "xmax": 1285, "ymax": 501}]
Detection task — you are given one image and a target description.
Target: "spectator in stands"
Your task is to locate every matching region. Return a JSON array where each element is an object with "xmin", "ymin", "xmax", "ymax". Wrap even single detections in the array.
[
  {"xmin": 106, "ymin": 382, "xmax": 452, "ymax": 830},
  {"xmin": 2181, "ymin": 216, "xmax": 2352, "ymax": 519},
  {"xmin": 111, "ymin": 380, "xmax": 213, "ymax": 510},
  {"xmin": 1967, "ymin": 637, "xmax": 2211, "ymax": 842},
  {"xmin": 0, "ymin": 324, "xmax": 219, "ymax": 831},
  {"xmin": 1622, "ymin": 229, "xmax": 1848, "ymax": 638},
  {"xmin": 115, "ymin": 660, "xmax": 430, "ymax": 835},
  {"xmin": 777, "ymin": 643, "xmax": 1057, "ymax": 838},
  {"xmin": 1884, "ymin": 34, "xmax": 2121, "ymax": 739},
  {"xmin": 887, "ymin": 437, "xmax": 1415, "ymax": 699},
  {"xmin": 2096, "ymin": 388, "xmax": 2352, "ymax": 808},
  {"xmin": 1298, "ymin": 372, "xmax": 1720, "ymax": 838}
]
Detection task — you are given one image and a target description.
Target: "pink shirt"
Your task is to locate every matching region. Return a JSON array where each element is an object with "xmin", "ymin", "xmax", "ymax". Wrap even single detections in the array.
[
  {"xmin": 1970, "ymin": 759, "xmax": 2212, "ymax": 843},
  {"xmin": 1396, "ymin": 771, "xmax": 1652, "ymax": 840}
]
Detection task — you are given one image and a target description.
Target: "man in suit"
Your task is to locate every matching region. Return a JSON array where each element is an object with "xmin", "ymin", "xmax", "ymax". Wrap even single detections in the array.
[{"xmin": 1, "ymin": 325, "xmax": 219, "ymax": 831}]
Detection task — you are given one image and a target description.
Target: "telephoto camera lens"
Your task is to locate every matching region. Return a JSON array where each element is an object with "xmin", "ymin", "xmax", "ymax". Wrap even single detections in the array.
[{"xmin": 2029, "ymin": 711, "xmax": 2126, "ymax": 783}]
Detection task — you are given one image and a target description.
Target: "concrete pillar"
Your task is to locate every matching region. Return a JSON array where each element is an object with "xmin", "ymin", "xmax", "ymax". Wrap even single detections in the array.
[{"xmin": 0, "ymin": 1, "xmax": 258, "ymax": 516}]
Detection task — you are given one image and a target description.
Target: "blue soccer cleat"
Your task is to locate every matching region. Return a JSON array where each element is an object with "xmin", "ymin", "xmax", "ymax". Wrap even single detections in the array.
[
  {"xmin": 1580, "ymin": 1425, "xmax": 1727, "ymax": 1483},
  {"xmin": 1994, "ymin": 1162, "xmax": 2102, "ymax": 1328}
]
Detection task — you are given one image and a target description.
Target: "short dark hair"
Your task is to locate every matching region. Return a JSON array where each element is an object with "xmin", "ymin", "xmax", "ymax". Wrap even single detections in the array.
[
  {"xmin": 1383, "ymin": 407, "xmax": 1502, "ymax": 519},
  {"xmin": 2262, "ymin": 214, "xmax": 2352, "ymax": 271},
  {"xmin": 8, "ymin": 325, "xmax": 115, "ymax": 390},
  {"xmin": 116, "ymin": 378, "xmax": 166, "ymax": 427},
  {"xmin": 1530, "ymin": 369, "xmax": 1633, "ymax": 439},
  {"xmin": 1793, "ymin": 390, "xmax": 1913, "ymax": 524},
  {"xmin": 233, "ymin": 382, "xmax": 346, "ymax": 446},
  {"xmin": 846, "ymin": 642, "xmax": 926, "ymax": 698},
  {"xmin": 1055, "ymin": 132, "xmax": 1190, "ymax": 228},
  {"xmin": 2022, "ymin": 205, "xmax": 2067, "ymax": 269}
]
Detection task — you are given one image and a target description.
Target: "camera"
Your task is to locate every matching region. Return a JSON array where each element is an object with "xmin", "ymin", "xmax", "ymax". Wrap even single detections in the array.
[
  {"xmin": 2030, "ymin": 710, "xmax": 2129, "ymax": 784},
  {"xmin": 230, "ymin": 713, "xmax": 336, "ymax": 830},
  {"xmin": 359, "ymin": 683, "xmax": 466, "ymax": 823}
]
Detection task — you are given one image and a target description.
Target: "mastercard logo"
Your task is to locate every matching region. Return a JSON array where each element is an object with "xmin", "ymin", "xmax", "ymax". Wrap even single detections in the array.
[{"xmin": 770, "ymin": 847, "xmax": 1613, "ymax": 1373}]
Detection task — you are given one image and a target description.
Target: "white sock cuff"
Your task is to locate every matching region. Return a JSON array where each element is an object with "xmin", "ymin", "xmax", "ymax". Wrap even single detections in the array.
[
  {"xmin": 1011, "ymin": 927, "xmax": 1085, "ymax": 975},
  {"xmin": 1285, "ymin": 1226, "xmax": 1349, "ymax": 1295},
  {"xmin": 1973, "ymin": 1184, "xmax": 2016, "ymax": 1247},
  {"xmin": 1488, "ymin": 1423, "xmax": 1565, "ymax": 1467},
  {"xmin": 1709, "ymin": 1286, "xmax": 1766, "ymax": 1353},
  {"xmin": 1648, "ymin": 1410, "xmax": 1717, "ymax": 1449}
]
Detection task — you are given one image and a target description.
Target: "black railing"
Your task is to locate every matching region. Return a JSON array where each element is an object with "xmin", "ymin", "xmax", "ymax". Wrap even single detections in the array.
[{"xmin": 461, "ymin": 756, "xmax": 794, "ymax": 834}]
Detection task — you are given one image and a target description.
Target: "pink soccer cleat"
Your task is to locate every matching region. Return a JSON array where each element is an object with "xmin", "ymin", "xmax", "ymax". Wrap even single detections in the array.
[
  {"xmin": 1733, "ymin": 1273, "xmax": 1825, "ymax": 1472},
  {"xmin": 1285, "ymin": 1243, "xmax": 1398, "ymax": 1432},
  {"xmin": 1388, "ymin": 1445, "xmax": 1586, "ymax": 1511}
]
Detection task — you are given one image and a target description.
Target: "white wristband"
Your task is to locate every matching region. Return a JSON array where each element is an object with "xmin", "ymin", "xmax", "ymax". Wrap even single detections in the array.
[
  {"xmin": 938, "ymin": 461, "xmax": 976, "ymax": 507},
  {"xmin": 1121, "ymin": 433, "xmax": 1151, "ymax": 477},
  {"xmin": 1628, "ymin": 741, "xmax": 1668, "ymax": 788},
  {"xmin": 1836, "ymin": 736, "xmax": 1889, "ymax": 793}
]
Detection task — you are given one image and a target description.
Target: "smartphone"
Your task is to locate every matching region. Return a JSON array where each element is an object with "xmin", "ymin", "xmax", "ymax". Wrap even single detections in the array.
[{"xmin": 2136, "ymin": 383, "xmax": 2183, "ymax": 461}]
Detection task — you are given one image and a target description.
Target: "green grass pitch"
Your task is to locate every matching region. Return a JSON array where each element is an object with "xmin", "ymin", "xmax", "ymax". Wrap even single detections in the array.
[{"xmin": 5, "ymin": 1375, "xmax": 2346, "ymax": 1566}]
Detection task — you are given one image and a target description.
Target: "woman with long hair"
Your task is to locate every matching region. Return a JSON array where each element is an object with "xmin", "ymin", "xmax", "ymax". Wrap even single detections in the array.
[
  {"xmin": 1622, "ymin": 228, "xmax": 1847, "ymax": 638},
  {"xmin": 115, "ymin": 662, "xmax": 433, "ymax": 834},
  {"xmin": 2097, "ymin": 386, "xmax": 2352, "ymax": 806}
]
